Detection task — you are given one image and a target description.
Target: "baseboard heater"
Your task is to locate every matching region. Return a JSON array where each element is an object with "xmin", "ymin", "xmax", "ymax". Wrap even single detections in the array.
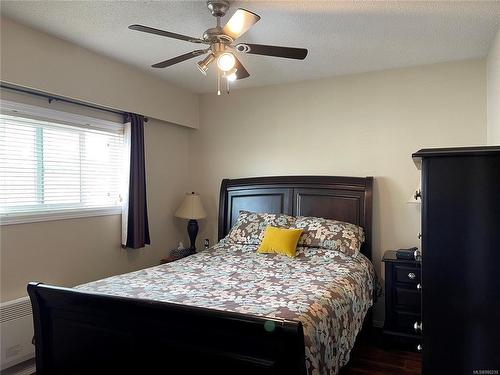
[{"xmin": 0, "ymin": 297, "xmax": 35, "ymax": 371}]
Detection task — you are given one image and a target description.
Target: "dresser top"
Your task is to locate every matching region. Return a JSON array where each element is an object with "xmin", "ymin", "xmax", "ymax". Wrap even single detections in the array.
[
  {"xmin": 412, "ymin": 146, "xmax": 500, "ymax": 169},
  {"xmin": 413, "ymin": 145, "xmax": 500, "ymax": 158}
]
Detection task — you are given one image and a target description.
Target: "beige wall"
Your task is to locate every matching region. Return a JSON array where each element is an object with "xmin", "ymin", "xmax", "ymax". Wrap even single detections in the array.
[
  {"xmin": 0, "ymin": 94, "xmax": 193, "ymax": 302},
  {"xmin": 0, "ymin": 17, "xmax": 489, "ymax": 321},
  {"xmin": 190, "ymin": 59, "xmax": 486, "ymax": 322},
  {"xmin": 0, "ymin": 17, "xmax": 198, "ymax": 302},
  {"xmin": 487, "ymin": 27, "xmax": 500, "ymax": 145},
  {"xmin": 0, "ymin": 17, "xmax": 199, "ymax": 129}
]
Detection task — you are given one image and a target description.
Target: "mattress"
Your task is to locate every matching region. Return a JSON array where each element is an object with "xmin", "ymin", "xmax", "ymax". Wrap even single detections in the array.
[{"xmin": 78, "ymin": 240, "xmax": 377, "ymax": 375}]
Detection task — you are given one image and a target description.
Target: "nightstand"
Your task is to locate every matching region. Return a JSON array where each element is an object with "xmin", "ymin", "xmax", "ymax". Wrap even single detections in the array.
[
  {"xmin": 160, "ymin": 253, "xmax": 191, "ymax": 264},
  {"xmin": 382, "ymin": 250, "xmax": 421, "ymax": 343}
]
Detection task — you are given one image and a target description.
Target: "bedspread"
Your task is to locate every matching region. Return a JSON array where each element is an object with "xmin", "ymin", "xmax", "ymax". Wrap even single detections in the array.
[{"xmin": 78, "ymin": 240, "xmax": 377, "ymax": 375}]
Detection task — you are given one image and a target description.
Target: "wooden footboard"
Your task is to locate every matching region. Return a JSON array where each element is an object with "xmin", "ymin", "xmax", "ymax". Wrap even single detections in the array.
[{"xmin": 28, "ymin": 282, "xmax": 306, "ymax": 375}]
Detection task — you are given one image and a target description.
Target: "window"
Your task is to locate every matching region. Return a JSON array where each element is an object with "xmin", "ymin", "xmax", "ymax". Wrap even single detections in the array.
[{"xmin": 0, "ymin": 101, "xmax": 126, "ymax": 224}]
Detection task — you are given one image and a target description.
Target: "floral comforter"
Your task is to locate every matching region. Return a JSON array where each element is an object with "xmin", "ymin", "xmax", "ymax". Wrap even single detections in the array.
[{"xmin": 78, "ymin": 240, "xmax": 377, "ymax": 375}]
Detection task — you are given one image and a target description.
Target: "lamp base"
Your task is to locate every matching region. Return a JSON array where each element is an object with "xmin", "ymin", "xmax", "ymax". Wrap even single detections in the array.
[{"xmin": 187, "ymin": 219, "xmax": 199, "ymax": 254}]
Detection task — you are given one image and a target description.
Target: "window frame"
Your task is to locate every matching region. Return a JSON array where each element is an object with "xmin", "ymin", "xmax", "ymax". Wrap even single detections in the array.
[
  {"xmin": 0, "ymin": 100, "xmax": 126, "ymax": 225},
  {"xmin": 0, "ymin": 206, "xmax": 123, "ymax": 225}
]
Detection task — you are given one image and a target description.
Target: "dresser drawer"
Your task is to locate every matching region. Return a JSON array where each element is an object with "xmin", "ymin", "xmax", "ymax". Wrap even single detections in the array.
[
  {"xmin": 394, "ymin": 287, "xmax": 421, "ymax": 310},
  {"xmin": 395, "ymin": 265, "xmax": 421, "ymax": 285}
]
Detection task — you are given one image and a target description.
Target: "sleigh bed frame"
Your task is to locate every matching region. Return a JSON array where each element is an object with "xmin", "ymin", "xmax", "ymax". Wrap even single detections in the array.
[{"xmin": 28, "ymin": 175, "xmax": 373, "ymax": 374}]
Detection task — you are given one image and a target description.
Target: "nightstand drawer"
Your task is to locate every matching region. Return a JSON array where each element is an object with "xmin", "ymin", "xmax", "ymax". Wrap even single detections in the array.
[
  {"xmin": 394, "ymin": 287, "xmax": 421, "ymax": 310},
  {"xmin": 393, "ymin": 310, "xmax": 421, "ymax": 335},
  {"xmin": 395, "ymin": 265, "xmax": 421, "ymax": 285}
]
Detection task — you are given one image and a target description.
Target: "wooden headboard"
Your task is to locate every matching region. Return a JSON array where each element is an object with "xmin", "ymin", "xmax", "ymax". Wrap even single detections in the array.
[{"xmin": 218, "ymin": 176, "xmax": 373, "ymax": 260}]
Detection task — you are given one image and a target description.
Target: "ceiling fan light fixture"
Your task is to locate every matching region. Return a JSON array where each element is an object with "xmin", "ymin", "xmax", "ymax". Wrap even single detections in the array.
[
  {"xmin": 196, "ymin": 61, "xmax": 208, "ymax": 75},
  {"xmin": 223, "ymin": 67, "xmax": 238, "ymax": 82},
  {"xmin": 226, "ymin": 73, "xmax": 237, "ymax": 82},
  {"xmin": 217, "ymin": 52, "xmax": 236, "ymax": 72},
  {"xmin": 223, "ymin": 9, "xmax": 261, "ymax": 40},
  {"xmin": 196, "ymin": 54, "xmax": 215, "ymax": 75}
]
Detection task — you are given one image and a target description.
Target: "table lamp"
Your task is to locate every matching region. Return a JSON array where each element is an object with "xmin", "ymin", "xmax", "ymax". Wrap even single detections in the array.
[{"xmin": 175, "ymin": 192, "xmax": 207, "ymax": 254}]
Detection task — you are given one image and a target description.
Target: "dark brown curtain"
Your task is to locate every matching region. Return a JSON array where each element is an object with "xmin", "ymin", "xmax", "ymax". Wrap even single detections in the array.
[{"xmin": 124, "ymin": 113, "xmax": 150, "ymax": 249}]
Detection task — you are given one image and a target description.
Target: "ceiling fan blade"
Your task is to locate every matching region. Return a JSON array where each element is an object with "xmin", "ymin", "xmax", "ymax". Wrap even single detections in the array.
[
  {"xmin": 129, "ymin": 24, "xmax": 204, "ymax": 44},
  {"xmin": 152, "ymin": 50, "xmax": 207, "ymax": 68},
  {"xmin": 223, "ymin": 9, "xmax": 260, "ymax": 40},
  {"xmin": 234, "ymin": 56, "xmax": 250, "ymax": 80},
  {"xmin": 235, "ymin": 43, "xmax": 308, "ymax": 60}
]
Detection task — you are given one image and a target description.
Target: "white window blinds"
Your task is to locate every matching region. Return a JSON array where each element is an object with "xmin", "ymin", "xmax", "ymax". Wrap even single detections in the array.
[{"xmin": 0, "ymin": 101, "xmax": 126, "ymax": 220}]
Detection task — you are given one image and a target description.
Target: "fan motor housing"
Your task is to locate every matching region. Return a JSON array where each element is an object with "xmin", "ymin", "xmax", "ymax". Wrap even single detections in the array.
[{"xmin": 203, "ymin": 27, "xmax": 233, "ymax": 44}]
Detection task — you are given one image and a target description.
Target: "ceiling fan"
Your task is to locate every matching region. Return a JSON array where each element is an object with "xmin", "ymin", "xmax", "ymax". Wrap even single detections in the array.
[{"xmin": 129, "ymin": 0, "xmax": 308, "ymax": 95}]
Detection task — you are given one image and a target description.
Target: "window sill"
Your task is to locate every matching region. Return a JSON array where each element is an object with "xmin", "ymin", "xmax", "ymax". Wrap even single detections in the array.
[{"xmin": 0, "ymin": 207, "xmax": 122, "ymax": 225}]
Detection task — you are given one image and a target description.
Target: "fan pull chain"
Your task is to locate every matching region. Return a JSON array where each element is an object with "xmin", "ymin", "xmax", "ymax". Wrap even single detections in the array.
[{"xmin": 217, "ymin": 69, "xmax": 221, "ymax": 96}]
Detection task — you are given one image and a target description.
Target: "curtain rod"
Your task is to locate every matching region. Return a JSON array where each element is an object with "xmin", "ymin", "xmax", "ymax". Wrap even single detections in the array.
[{"xmin": 0, "ymin": 82, "xmax": 148, "ymax": 123}]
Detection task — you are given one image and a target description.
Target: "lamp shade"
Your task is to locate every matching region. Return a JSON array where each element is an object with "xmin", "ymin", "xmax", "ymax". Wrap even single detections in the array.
[{"xmin": 175, "ymin": 192, "xmax": 207, "ymax": 220}]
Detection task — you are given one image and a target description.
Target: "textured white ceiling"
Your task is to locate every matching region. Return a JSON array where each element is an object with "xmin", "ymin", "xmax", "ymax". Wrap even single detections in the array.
[{"xmin": 1, "ymin": 1, "xmax": 500, "ymax": 93}]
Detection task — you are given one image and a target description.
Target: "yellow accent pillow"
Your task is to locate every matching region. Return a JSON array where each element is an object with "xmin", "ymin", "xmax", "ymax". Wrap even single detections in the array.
[{"xmin": 257, "ymin": 226, "xmax": 303, "ymax": 258}]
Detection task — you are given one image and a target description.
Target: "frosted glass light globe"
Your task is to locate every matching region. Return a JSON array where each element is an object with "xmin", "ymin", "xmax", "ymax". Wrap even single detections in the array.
[
  {"xmin": 226, "ymin": 72, "xmax": 237, "ymax": 81},
  {"xmin": 217, "ymin": 53, "xmax": 236, "ymax": 72}
]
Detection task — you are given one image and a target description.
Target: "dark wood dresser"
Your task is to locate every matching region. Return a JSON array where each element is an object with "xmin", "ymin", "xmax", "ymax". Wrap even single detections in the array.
[
  {"xmin": 382, "ymin": 250, "xmax": 421, "ymax": 344},
  {"xmin": 413, "ymin": 146, "xmax": 500, "ymax": 374}
]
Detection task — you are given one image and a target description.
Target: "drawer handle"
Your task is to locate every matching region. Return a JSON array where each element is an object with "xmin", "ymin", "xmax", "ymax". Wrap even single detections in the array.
[
  {"xmin": 408, "ymin": 272, "xmax": 416, "ymax": 280},
  {"xmin": 414, "ymin": 190, "xmax": 422, "ymax": 200},
  {"xmin": 417, "ymin": 283, "xmax": 422, "ymax": 291},
  {"xmin": 414, "ymin": 321, "xmax": 422, "ymax": 332},
  {"xmin": 417, "ymin": 344, "xmax": 422, "ymax": 352},
  {"xmin": 414, "ymin": 250, "xmax": 422, "ymax": 262}
]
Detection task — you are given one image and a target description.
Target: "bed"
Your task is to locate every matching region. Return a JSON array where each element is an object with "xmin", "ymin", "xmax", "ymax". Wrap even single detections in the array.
[{"xmin": 28, "ymin": 175, "xmax": 376, "ymax": 375}]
